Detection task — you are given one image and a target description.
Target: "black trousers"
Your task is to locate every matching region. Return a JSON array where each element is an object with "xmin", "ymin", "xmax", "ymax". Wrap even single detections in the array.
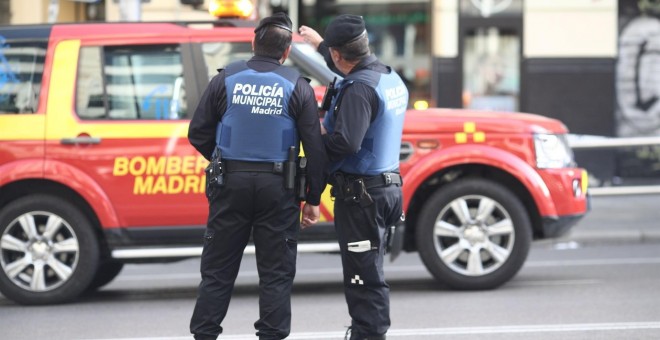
[
  {"xmin": 333, "ymin": 184, "xmax": 403, "ymax": 339},
  {"xmin": 190, "ymin": 172, "xmax": 300, "ymax": 340}
]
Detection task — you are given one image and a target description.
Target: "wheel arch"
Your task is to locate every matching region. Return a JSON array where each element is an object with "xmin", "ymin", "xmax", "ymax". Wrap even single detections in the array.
[{"xmin": 0, "ymin": 179, "xmax": 112, "ymax": 259}]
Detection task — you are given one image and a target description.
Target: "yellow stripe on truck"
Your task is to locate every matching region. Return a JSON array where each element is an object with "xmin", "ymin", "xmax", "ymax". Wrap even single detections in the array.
[
  {"xmin": 319, "ymin": 185, "xmax": 335, "ymax": 222},
  {"xmin": 0, "ymin": 114, "xmax": 46, "ymax": 140},
  {"xmin": 45, "ymin": 39, "xmax": 80, "ymax": 140},
  {"xmin": 45, "ymin": 39, "xmax": 189, "ymax": 141}
]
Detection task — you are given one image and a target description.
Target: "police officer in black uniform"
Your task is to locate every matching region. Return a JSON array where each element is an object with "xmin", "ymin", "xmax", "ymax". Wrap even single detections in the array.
[
  {"xmin": 188, "ymin": 13, "xmax": 327, "ymax": 340},
  {"xmin": 300, "ymin": 15, "xmax": 409, "ymax": 340}
]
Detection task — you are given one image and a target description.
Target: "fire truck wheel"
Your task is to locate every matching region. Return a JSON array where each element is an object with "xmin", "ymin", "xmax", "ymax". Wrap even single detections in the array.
[
  {"xmin": 416, "ymin": 178, "xmax": 532, "ymax": 290},
  {"xmin": 0, "ymin": 195, "xmax": 100, "ymax": 305},
  {"xmin": 87, "ymin": 261, "xmax": 124, "ymax": 292}
]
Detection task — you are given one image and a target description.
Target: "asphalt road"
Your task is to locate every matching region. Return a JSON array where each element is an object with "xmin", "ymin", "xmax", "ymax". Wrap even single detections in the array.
[{"xmin": 1, "ymin": 194, "xmax": 660, "ymax": 340}]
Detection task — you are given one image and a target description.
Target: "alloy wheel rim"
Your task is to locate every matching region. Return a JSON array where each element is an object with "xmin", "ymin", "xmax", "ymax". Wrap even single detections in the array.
[
  {"xmin": 1, "ymin": 211, "xmax": 80, "ymax": 292},
  {"xmin": 432, "ymin": 195, "xmax": 515, "ymax": 276}
]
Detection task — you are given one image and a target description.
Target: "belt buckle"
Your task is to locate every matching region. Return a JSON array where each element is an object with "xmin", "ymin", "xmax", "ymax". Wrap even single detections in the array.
[{"xmin": 383, "ymin": 173, "xmax": 392, "ymax": 185}]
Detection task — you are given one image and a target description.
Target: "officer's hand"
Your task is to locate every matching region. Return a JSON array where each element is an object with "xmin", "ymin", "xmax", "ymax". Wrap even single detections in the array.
[
  {"xmin": 298, "ymin": 25, "xmax": 323, "ymax": 50},
  {"xmin": 301, "ymin": 203, "xmax": 320, "ymax": 229},
  {"xmin": 320, "ymin": 124, "xmax": 327, "ymax": 135}
]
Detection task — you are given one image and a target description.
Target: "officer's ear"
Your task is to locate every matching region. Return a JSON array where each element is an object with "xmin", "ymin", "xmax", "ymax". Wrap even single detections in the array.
[
  {"xmin": 329, "ymin": 47, "xmax": 342, "ymax": 64},
  {"xmin": 280, "ymin": 45, "xmax": 292, "ymax": 64}
]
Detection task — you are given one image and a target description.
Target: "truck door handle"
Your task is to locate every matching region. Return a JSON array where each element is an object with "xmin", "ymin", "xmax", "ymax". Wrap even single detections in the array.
[{"xmin": 60, "ymin": 136, "xmax": 102, "ymax": 145}]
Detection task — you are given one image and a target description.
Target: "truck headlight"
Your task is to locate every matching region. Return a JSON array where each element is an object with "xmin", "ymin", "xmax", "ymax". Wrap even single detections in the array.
[{"xmin": 534, "ymin": 134, "xmax": 575, "ymax": 169}]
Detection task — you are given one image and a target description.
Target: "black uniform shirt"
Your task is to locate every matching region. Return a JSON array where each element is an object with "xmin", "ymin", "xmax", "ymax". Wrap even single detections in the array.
[
  {"xmin": 316, "ymin": 44, "xmax": 388, "ymax": 164},
  {"xmin": 188, "ymin": 55, "xmax": 327, "ymax": 205}
]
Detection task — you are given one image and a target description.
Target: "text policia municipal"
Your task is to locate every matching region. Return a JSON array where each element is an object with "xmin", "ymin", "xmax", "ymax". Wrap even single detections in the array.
[{"xmin": 232, "ymin": 82, "xmax": 284, "ymax": 115}]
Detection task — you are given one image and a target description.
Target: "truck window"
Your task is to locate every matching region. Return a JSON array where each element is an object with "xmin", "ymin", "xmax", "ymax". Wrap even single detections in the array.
[
  {"xmin": 76, "ymin": 44, "xmax": 187, "ymax": 120},
  {"xmin": 0, "ymin": 37, "xmax": 46, "ymax": 114}
]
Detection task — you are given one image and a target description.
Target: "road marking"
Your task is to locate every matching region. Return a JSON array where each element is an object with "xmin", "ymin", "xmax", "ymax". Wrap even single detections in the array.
[
  {"xmin": 115, "ymin": 257, "xmax": 660, "ymax": 282},
  {"xmin": 116, "ymin": 273, "xmax": 201, "ymax": 281},
  {"xmin": 510, "ymin": 279, "xmax": 600, "ymax": 286},
  {"xmin": 525, "ymin": 257, "xmax": 660, "ymax": 267},
  {"xmin": 87, "ymin": 321, "xmax": 660, "ymax": 339}
]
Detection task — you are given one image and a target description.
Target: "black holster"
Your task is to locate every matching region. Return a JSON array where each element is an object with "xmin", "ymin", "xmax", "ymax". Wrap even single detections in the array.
[
  {"xmin": 206, "ymin": 147, "xmax": 224, "ymax": 188},
  {"xmin": 285, "ymin": 146, "xmax": 296, "ymax": 190},
  {"xmin": 386, "ymin": 213, "xmax": 406, "ymax": 262},
  {"xmin": 330, "ymin": 173, "xmax": 374, "ymax": 207},
  {"xmin": 296, "ymin": 157, "xmax": 308, "ymax": 201}
]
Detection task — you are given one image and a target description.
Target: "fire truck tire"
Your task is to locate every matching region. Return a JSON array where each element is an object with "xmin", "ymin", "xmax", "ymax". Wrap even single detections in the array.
[
  {"xmin": 416, "ymin": 178, "xmax": 532, "ymax": 290},
  {"xmin": 87, "ymin": 261, "xmax": 124, "ymax": 292},
  {"xmin": 0, "ymin": 195, "xmax": 100, "ymax": 305}
]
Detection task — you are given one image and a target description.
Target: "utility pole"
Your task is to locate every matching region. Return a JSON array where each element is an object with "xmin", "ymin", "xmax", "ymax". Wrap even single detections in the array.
[
  {"xmin": 0, "ymin": 0, "xmax": 10, "ymax": 24},
  {"xmin": 119, "ymin": 0, "xmax": 142, "ymax": 21}
]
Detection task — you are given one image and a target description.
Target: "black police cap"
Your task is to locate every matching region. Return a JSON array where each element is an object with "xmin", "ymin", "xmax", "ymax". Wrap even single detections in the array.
[
  {"xmin": 254, "ymin": 12, "xmax": 292, "ymax": 34},
  {"xmin": 324, "ymin": 14, "xmax": 367, "ymax": 47}
]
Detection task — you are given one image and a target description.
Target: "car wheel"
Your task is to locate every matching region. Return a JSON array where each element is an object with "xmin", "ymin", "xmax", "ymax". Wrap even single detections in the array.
[
  {"xmin": 416, "ymin": 178, "xmax": 531, "ymax": 290},
  {"xmin": 87, "ymin": 261, "xmax": 124, "ymax": 292},
  {"xmin": 0, "ymin": 195, "xmax": 100, "ymax": 304}
]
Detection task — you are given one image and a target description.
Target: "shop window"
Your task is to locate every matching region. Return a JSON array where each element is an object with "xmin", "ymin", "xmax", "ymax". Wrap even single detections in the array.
[
  {"xmin": 299, "ymin": 0, "xmax": 432, "ymax": 107},
  {"xmin": 463, "ymin": 27, "xmax": 520, "ymax": 112},
  {"xmin": 0, "ymin": 37, "xmax": 46, "ymax": 114},
  {"xmin": 76, "ymin": 44, "xmax": 186, "ymax": 120}
]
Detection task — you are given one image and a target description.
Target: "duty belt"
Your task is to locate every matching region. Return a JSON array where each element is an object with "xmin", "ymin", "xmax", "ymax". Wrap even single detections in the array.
[
  {"xmin": 362, "ymin": 172, "xmax": 403, "ymax": 189},
  {"xmin": 333, "ymin": 172, "xmax": 403, "ymax": 189},
  {"xmin": 224, "ymin": 160, "xmax": 284, "ymax": 174}
]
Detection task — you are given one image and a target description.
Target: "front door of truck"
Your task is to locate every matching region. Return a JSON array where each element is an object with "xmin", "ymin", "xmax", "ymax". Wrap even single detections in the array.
[{"xmin": 45, "ymin": 38, "xmax": 206, "ymax": 230}]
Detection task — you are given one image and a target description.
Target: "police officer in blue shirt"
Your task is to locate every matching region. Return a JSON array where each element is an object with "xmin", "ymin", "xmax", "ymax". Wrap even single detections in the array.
[
  {"xmin": 188, "ymin": 12, "xmax": 327, "ymax": 340},
  {"xmin": 300, "ymin": 15, "xmax": 408, "ymax": 340}
]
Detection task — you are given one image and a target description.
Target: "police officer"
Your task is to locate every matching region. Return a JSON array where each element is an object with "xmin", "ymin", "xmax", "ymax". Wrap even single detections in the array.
[
  {"xmin": 188, "ymin": 12, "xmax": 327, "ymax": 340},
  {"xmin": 300, "ymin": 15, "xmax": 408, "ymax": 340}
]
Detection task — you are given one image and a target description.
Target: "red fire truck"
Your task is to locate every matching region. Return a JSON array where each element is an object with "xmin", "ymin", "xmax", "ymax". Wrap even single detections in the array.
[{"xmin": 0, "ymin": 21, "xmax": 588, "ymax": 305}]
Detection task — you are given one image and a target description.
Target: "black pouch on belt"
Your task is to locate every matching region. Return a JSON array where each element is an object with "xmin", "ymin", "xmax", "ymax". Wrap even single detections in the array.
[
  {"xmin": 330, "ymin": 173, "xmax": 346, "ymax": 199},
  {"xmin": 351, "ymin": 178, "xmax": 374, "ymax": 207}
]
